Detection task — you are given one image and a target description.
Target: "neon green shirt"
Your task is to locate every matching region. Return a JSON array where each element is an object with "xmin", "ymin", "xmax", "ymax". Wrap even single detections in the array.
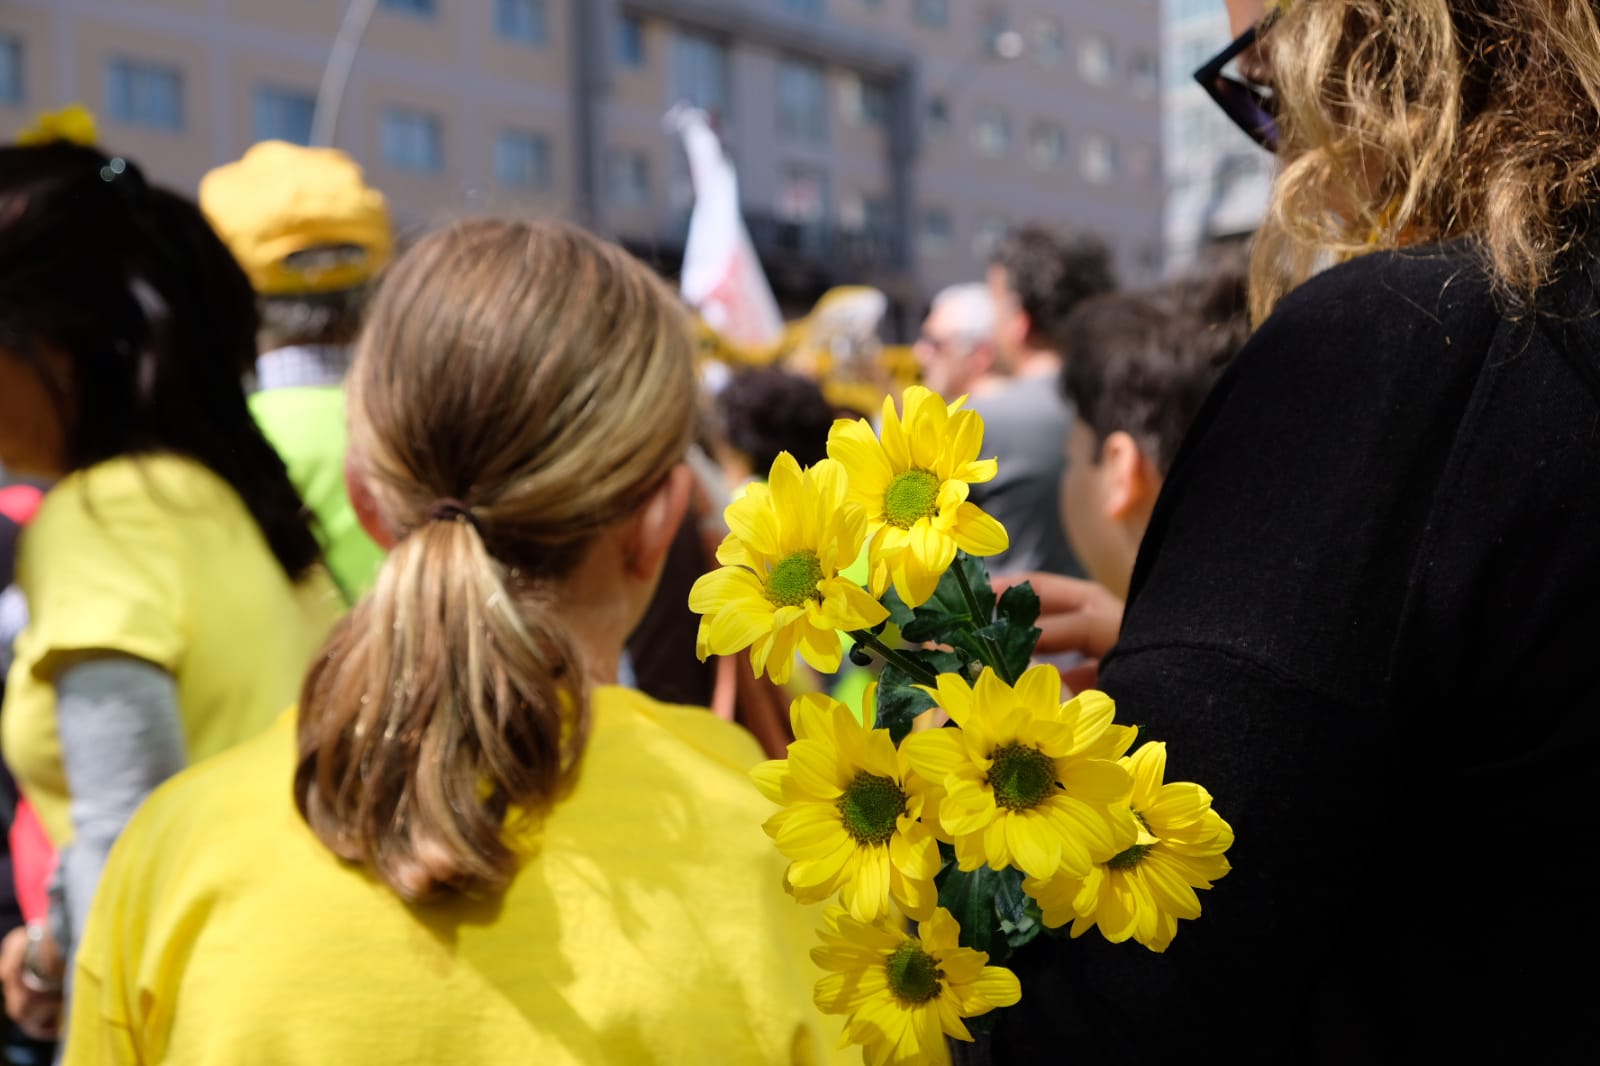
[{"xmin": 250, "ymin": 386, "xmax": 384, "ymax": 603}]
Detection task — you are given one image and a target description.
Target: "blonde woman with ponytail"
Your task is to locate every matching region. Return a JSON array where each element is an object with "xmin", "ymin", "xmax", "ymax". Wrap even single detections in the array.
[
  {"xmin": 994, "ymin": 0, "xmax": 1600, "ymax": 1061},
  {"xmin": 62, "ymin": 220, "xmax": 838, "ymax": 1064}
]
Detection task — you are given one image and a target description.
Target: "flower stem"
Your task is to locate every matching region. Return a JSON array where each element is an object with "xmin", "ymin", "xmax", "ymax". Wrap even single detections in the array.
[
  {"xmin": 849, "ymin": 631, "xmax": 941, "ymax": 687},
  {"xmin": 952, "ymin": 560, "xmax": 1015, "ymax": 684}
]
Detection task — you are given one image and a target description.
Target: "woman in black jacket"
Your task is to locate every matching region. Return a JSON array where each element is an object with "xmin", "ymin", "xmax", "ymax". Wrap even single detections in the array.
[{"xmin": 994, "ymin": 1, "xmax": 1600, "ymax": 1060}]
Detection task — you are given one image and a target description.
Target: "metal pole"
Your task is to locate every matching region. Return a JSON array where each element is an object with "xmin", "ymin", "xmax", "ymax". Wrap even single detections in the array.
[{"xmin": 311, "ymin": 0, "xmax": 381, "ymax": 148}]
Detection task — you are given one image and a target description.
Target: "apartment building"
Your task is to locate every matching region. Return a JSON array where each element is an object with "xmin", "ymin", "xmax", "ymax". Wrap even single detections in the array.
[
  {"xmin": 0, "ymin": 0, "xmax": 1165, "ymax": 331},
  {"xmin": 1162, "ymin": 0, "xmax": 1271, "ymax": 271}
]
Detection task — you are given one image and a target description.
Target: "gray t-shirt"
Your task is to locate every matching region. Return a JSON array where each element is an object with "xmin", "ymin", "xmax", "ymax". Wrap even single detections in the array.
[{"xmin": 968, "ymin": 372, "xmax": 1083, "ymax": 578}]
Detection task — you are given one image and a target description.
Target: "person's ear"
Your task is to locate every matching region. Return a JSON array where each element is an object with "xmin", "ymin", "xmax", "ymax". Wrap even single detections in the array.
[
  {"xmin": 1098, "ymin": 431, "xmax": 1160, "ymax": 521},
  {"xmin": 345, "ymin": 449, "xmax": 397, "ymax": 551},
  {"xmin": 622, "ymin": 464, "xmax": 693, "ymax": 581}
]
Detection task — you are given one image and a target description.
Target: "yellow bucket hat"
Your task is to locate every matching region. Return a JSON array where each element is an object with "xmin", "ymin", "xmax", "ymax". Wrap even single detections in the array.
[{"xmin": 200, "ymin": 140, "xmax": 392, "ymax": 296}]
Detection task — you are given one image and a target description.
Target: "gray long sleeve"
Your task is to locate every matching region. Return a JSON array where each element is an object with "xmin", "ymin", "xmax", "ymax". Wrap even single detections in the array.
[{"xmin": 50, "ymin": 656, "xmax": 185, "ymax": 962}]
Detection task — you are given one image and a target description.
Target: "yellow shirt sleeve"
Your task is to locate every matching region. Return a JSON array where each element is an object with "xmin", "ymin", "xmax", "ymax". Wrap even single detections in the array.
[{"xmin": 18, "ymin": 461, "xmax": 187, "ymax": 678}]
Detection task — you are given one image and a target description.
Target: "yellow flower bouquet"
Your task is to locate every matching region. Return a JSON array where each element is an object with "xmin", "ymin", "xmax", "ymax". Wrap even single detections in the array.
[{"xmin": 691, "ymin": 386, "xmax": 1233, "ymax": 1064}]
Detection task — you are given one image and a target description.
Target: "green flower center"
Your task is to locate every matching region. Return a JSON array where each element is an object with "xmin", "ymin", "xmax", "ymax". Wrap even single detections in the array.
[
  {"xmin": 836, "ymin": 772, "xmax": 908, "ymax": 846},
  {"xmin": 986, "ymin": 742, "xmax": 1058, "ymax": 812},
  {"xmin": 1107, "ymin": 843, "xmax": 1156, "ymax": 871},
  {"xmin": 764, "ymin": 550, "xmax": 825, "ymax": 608},
  {"xmin": 886, "ymin": 941, "xmax": 944, "ymax": 1005},
  {"xmin": 883, "ymin": 469, "xmax": 941, "ymax": 529}
]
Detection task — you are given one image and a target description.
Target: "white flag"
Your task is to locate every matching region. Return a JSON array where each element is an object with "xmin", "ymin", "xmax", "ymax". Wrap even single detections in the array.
[{"xmin": 664, "ymin": 104, "xmax": 786, "ymax": 351}]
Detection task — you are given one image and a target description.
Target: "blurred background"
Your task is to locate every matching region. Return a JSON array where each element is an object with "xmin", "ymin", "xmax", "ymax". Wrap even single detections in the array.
[{"xmin": 0, "ymin": 0, "xmax": 1270, "ymax": 339}]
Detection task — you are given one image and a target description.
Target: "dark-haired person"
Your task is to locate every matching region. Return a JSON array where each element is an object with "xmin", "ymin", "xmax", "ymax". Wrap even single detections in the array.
[
  {"xmin": 976, "ymin": 0, "xmax": 1600, "ymax": 1058},
  {"xmin": 1002, "ymin": 247, "xmax": 1253, "ymax": 691},
  {"xmin": 980, "ymin": 226, "xmax": 1117, "ymax": 578},
  {"xmin": 0, "ymin": 142, "xmax": 342, "ymax": 1039},
  {"xmin": 713, "ymin": 366, "xmax": 839, "ymax": 491}
]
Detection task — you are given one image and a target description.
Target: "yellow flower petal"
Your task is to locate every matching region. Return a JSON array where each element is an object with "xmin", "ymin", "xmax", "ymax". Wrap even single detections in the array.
[
  {"xmin": 750, "ymin": 759, "xmax": 788, "ymax": 803},
  {"xmin": 950, "ymin": 502, "xmax": 1009, "ymax": 556}
]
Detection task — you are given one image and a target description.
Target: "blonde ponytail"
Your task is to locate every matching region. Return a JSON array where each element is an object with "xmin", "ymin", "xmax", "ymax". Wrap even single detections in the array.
[{"xmin": 295, "ymin": 220, "xmax": 696, "ymax": 900}]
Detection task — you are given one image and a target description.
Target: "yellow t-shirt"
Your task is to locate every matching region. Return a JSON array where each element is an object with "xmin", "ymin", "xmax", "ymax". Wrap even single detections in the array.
[
  {"xmin": 68, "ymin": 688, "xmax": 845, "ymax": 1065},
  {"xmin": 1, "ymin": 453, "xmax": 343, "ymax": 844}
]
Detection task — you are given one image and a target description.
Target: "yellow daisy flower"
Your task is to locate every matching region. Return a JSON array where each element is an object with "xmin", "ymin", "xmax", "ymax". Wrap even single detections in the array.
[
  {"xmin": 689, "ymin": 453, "xmax": 888, "ymax": 685},
  {"xmin": 900, "ymin": 666, "xmax": 1140, "ymax": 882},
  {"xmin": 1025, "ymin": 741, "xmax": 1233, "ymax": 953},
  {"xmin": 751, "ymin": 688, "xmax": 941, "ymax": 923},
  {"xmin": 813, "ymin": 906, "xmax": 1021, "ymax": 1065},
  {"xmin": 826, "ymin": 385, "xmax": 1009, "ymax": 607}
]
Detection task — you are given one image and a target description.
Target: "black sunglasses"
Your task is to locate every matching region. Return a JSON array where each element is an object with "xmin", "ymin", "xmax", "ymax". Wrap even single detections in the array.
[{"xmin": 1194, "ymin": 15, "xmax": 1279, "ymax": 152}]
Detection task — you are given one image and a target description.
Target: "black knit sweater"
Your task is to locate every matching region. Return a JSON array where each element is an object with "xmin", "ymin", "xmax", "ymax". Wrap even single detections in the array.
[{"xmin": 979, "ymin": 242, "xmax": 1600, "ymax": 1062}]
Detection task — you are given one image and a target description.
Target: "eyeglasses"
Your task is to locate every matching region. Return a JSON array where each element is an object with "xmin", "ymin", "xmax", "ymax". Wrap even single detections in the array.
[{"xmin": 1194, "ymin": 15, "xmax": 1279, "ymax": 153}]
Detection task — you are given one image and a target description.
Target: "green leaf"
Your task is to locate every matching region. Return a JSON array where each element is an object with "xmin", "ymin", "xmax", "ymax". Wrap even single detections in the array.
[
  {"xmin": 995, "ymin": 581, "xmax": 1041, "ymax": 630},
  {"xmin": 880, "ymin": 586, "xmax": 916, "ymax": 630},
  {"xmin": 875, "ymin": 664, "xmax": 939, "ymax": 743},
  {"xmin": 976, "ymin": 620, "xmax": 1041, "ymax": 682},
  {"xmin": 992, "ymin": 866, "xmax": 1028, "ymax": 926},
  {"xmin": 936, "ymin": 865, "xmax": 1008, "ymax": 962}
]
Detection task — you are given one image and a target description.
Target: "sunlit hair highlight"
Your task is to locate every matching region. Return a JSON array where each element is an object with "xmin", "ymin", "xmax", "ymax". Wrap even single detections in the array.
[
  {"xmin": 295, "ymin": 219, "xmax": 697, "ymax": 901},
  {"xmin": 1253, "ymin": 0, "xmax": 1600, "ymax": 322}
]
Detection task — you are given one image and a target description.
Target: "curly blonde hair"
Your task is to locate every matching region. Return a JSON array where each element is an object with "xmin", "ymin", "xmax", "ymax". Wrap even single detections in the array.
[{"xmin": 1253, "ymin": 0, "xmax": 1600, "ymax": 322}]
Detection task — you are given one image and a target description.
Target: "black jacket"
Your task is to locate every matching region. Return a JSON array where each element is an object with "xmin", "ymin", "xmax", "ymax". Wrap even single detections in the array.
[{"xmin": 982, "ymin": 242, "xmax": 1600, "ymax": 1061}]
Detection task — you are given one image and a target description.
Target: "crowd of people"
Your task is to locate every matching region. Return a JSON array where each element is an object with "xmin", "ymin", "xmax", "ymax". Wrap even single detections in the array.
[{"xmin": 0, "ymin": 0, "xmax": 1596, "ymax": 1060}]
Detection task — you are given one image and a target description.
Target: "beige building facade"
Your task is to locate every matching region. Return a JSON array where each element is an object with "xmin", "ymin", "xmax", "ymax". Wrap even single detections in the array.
[{"xmin": 0, "ymin": 0, "xmax": 1163, "ymax": 332}]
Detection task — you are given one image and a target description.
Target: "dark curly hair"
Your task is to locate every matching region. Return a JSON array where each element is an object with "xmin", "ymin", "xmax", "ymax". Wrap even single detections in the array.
[
  {"xmin": 989, "ymin": 226, "xmax": 1116, "ymax": 355},
  {"xmin": 0, "ymin": 141, "xmax": 321, "ymax": 580},
  {"xmin": 716, "ymin": 368, "xmax": 838, "ymax": 474}
]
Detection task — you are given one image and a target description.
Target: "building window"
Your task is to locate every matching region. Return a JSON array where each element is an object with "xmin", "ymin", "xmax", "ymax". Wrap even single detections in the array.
[
  {"xmin": 673, "ymin": 31, "xmax": 730, "ymax": 120},
  {"xmin": 1029, "ymin": 122, "xmax": 1065, "ymax": 170},
  {"xmin": 618, "ymin": 15, "xmax": 646, "ymax": 68},
  {"xmin": 0, "ymin": 36, "xmax": 22, "ymax": 105},
  {"xmin": 1127, "ymin": 143, "xmax": 1157, "ymax": 184},
  {"xmin": 494, "ymin": 0, "xmax": 547, "ymax": 45},
  {"xmin": 1033, "ymin": 18, "xmax": 1065, "ymax": 65},
  {"xmin": 783, "ymin": 0, "xmax": 825, "ymax": 15},
  {"xmin": 380, "ymin": 106, "xmax": 443, "ymax": 172},
  {"xmin": 913, "ymin": 0, "xmax": 949, "ymax": 29},
  {"xmin": 980, "ymin": 11, "xmax": 1018, "ymax": 59},
  {"xmin": 107, "ymin": 58, "xmax": 184, "ymax": 131},
  {"xmin": 972, "ymin": 215, "xmax": 1007, "ymax": 260},
  {"xmin": 1081, "ymin": 134, "xmax": 1116, "ymax": 185},
  {"xmin": 971, "ymin": 105, "xmax": 1009, "ymax": 158},
  {"xmin": 920, "ymin": 208, "xmax": 953, "ymax": 256},
  {"xmin": 1079, "ymin": 35, "xmax": 1114, "ymax": 86},
  {"xmin": 1130, "ymin": 51, "xmax": 1159, "ymax": 99},
  {"xmin": 777, "ymin": 59, "xmax": 828, "ymax": 143},
  {"xmin": 609, "ymin": 150, "xmax": 651, "ymax": 206},
  {"xmin": 925, "ymin": 95, "xmax": 950, "ymax": 139},
  {"xmin": 253, "ymin": 86, "xmax": 315, "ymax": 145},
  {"xmin": 776, "ymin": 162, "xmax": 827, "ymax": 248},
  {"xmin": 841, "ymin": 73, "xmax": 888, "ymax": 128},
  {"xmin": 495, "ymin": 130, "xmax": 552, "ymax": 191},
  {"xmin": 379, "ymin": 0, "xmax": 435, "ymax": 17},
  {"xmin": 840, "ymin": 192, "xmax": 888, "ymax": 233}
]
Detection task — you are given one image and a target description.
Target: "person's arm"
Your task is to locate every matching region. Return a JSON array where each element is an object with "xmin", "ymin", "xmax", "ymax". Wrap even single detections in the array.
[
  {"xmin": 54, "ymin": 656, "xmax": 186, "ymax": 955},
  {"xmin": 0, "ymin": 656, "xmax": 184, "ymax": 1040}
]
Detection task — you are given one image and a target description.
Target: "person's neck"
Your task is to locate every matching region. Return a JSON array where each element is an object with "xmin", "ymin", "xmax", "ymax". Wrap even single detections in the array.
[
  {"xmin": 561, "ymin": 596, "xmax": 627, "ymax": 687},
  {"xmin": 1012, "ymin": 348, "xmax": 1062, "ymax": 379}
]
